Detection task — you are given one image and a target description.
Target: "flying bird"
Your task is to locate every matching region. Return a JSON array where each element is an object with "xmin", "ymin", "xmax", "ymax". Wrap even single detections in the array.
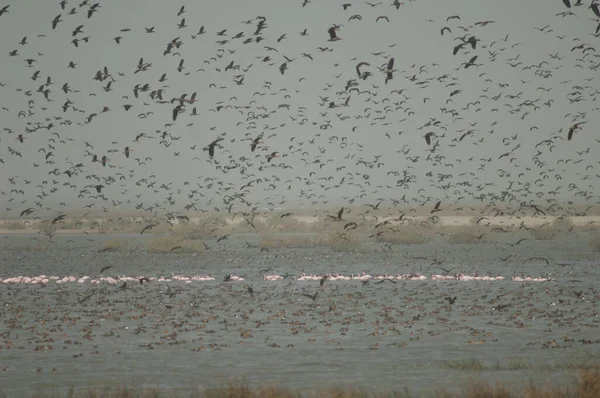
[
  {"xmin": 430, "ymin": 201, "xmax": 442, "ymax": 214},
  {"xmin": 567, "ymin": 122, "xmax": 585, "ymax": 141},
  {"xmin": 250, "ymin": 134, "xmax": 263, "ymax": 152},
  {"xmin": 327, "ymin": 207, "xmax": 344, "ymax": 221},
  {"xmin": 385, "ymin": 57, "xmax": 394, "ymax": 84},
  {"xmin": 205, "ymin": 138, "xmax": 224, "ymax": 158},
  {"xmin": 328, "ymin": 26, "xmax": 340, "ymax": 41},
  {"xmin": 424, "ymin": 132, "xmax": 435, "ymax": 145}
]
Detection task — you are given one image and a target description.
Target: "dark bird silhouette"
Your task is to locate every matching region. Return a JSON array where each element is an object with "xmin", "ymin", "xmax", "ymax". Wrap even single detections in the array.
[
  {"xmin": 302, "ymin": 291, "xmax": 318, "ymax": 301},
  {"xmin": 385, "ymin": 57, "xmax": 394, "ymax": 84},
  {"xmin": 445, "ymin": 296, "xmax": 457, "ymax": 305},
  {"xmin": 140, "ymin": 223, "xmax": 157, "ymax": 234},
  {"xmin": 205, "ymin": 138, "xmax": 224, "ymax": 158},
  {"xmin": 463, "ymin": 55, "xmax": 478, "ymax": 69},
  {"xmin": 217, "ymin": 234, "xmax": 230, "ymax": 243},
  {"xmin": 508, "ymin": 238, "xmax": 528, "ymax": 247},
  {"xmin": 344, "ymin": 222, "xmax": 358, "ymax": 230},
  {"xmin": 250, "ymin": 133, "xmax": 263, "ymax": 152},
  {"xmin": 100, "ymin": 265, "xmax": 113, "ymax": 273},
  {"xmin": 20, "ymin": 208, "xmax": 35, "ymax": 218},
  {"xmin": 591, "ymin": 3, "xmax": 600, "ymax": 18},
  {"xmin": 328, "ymin": 26, "xmax": 340, "ymax": 41},
  {"xmin": 567, "ymin": 122, "xmax": 585, "ymax": 141},
  {"xmin": 51, "ymin": 214, "xmax": 67, "ymax": 224},
  {"xmin": 424, "ymin": 132, "xmax": 435, "ymax": 145},
  {"xmin": 327, "ymin": 207, "xmax": 344, "ymax": 221}
]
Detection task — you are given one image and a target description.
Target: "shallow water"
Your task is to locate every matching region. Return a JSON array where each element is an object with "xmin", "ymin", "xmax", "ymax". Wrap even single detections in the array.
[{"xmin": 0, "ymin": 233, "xmax": 599, "ymax": 396}]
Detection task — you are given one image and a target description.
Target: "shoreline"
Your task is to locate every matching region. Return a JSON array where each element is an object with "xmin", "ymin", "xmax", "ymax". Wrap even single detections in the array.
[{"xmin": 0, "ymin": 215, "xmax": 598, "ymax": 235}]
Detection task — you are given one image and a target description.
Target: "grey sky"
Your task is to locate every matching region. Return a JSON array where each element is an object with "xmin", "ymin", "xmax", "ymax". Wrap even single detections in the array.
[{"xmin": 1, "ymin": 0, "xmax": 599, "ymax": 217}]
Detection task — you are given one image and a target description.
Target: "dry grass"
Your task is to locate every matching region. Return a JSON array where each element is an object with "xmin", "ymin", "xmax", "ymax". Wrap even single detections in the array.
[
  {"xmin": 36, "ymin": 222, "xmax": 59, "ymax": 240},
  {"xmin": 442, "ymin": 357, "xmax": 600, "ymax": 372},
  {"xmin": 573, "ymin": 221, "xmax": 600, "ymax": 233},
  {"xmin": 528, "ymin": 227, "xmax": 557, "ymax": 241},
  {"xmin": 446, "ymin": 226, "xmax": 490, "ymax": 244},
  {"xmin": 437, "ymin": 381, "xmax": 512, "ymax": 398},
  {"xmin": 551, "ymin": 216, "xmax": 574, "ymax": 231},
  {"xmin": 529, "ymin": 217, "xmax": 574, "ymax": 241},
  {"xmin": 24, "ymin": 368, "xmax": 600, "ymax": 397},
  {"xmin": 323, "ymin": 230, "xmax": 361, "ymax": 252},
  {"xmin": 259, "ymin": 230, "xmax": 360, "ymax": 252},
  {"xmin": 442, "ymin": 358, "xmax": 486, "ymax": 371},
  {"xmin": 169, "ymin": 223, "xmax": 215, "ymax": 241},
  {"xmin": 373, "ymin": 224, "xmax": 430, "ymax": 245},
  {"xmin": 2, "ymin": 220, "xmax": 27, "ymax": 230},
  {"xmin": 259, "ymin": 233, "xmax": 324, "ymax": 249},
  {"xmin": 146, "ymin": 236, "xmax": 207, "ymax": 253},
  {"xmin": 5, "ymin": 213, "xmax": 599, "ymax": 254},
  {"xmin": 262, "ymin": 215, "xmax": 321, "ymax": 234},
  {"xmin": 520, "ymin": 368, "xmax": 600, "ymax": 398},
  {"xmin": 588, "ymin": 231, "xmax": 600, "ymax": 251},
  {"xmin": 100, "ymin": 239, "xmax": 129, "ymax": 252}
]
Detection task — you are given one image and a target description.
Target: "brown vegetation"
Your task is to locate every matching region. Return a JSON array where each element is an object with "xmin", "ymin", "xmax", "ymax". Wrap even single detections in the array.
[
  {"xmin": 28, "ymin": 367, "xmax": 600, "ymax": 398},
  {"xmin": 588, "ymin": 231, "xmax": 600, "ymax": 251},
  {"xmin": 3, "ymin": 214, "xmax": 600, "ymax": 252},
  {"xmin": 446, "ymin": 225, "xmax": 490, "ymax": 244},
  {"xmin": 528, "ymin": 217, "xmax": 574, "ymax": 241}
]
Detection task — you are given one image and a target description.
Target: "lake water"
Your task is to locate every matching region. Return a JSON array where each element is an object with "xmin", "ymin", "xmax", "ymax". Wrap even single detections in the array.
[{"xmin": 0, "ymin": 233, "xmax": 598, "ymax": 396}]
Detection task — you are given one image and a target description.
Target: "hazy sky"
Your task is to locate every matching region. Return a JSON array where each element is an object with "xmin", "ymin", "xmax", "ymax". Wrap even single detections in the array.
[{"xmin": 1, "ymin": 0, "xmax": 599, "ymax": 217}]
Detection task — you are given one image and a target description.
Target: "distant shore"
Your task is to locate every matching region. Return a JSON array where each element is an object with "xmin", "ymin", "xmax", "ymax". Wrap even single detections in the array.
[{"xmin": 0, "ymin": 214, "xmax": 598, "ymax": 236}]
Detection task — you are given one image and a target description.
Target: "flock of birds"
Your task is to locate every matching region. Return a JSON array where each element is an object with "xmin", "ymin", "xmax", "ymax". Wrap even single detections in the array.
[
  {"xmin": 2, "ymin": 2, "xmax": 600, "ymax": 392},
  {"xmin": 1, "ymin": 0, "xmax": 600, "ymax": 237},
  {"xmin": 0, "ymin": 272, "xmax": 554, "ymax": 286}
]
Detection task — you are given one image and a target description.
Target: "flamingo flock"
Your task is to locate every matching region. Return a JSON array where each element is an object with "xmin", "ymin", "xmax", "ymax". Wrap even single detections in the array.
[{"xmin": 0, "ymin": 272, "xmax": 553, "ymax": 285}]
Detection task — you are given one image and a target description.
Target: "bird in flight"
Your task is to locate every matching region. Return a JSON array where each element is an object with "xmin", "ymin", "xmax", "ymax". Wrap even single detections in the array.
[
  {"xmin": 327, "ymin": 207, "xmax": 344, "ymax": 221},
  {"xmin": 567, "ymin": 122, "xmax": 585, "ymax": 141},
  {"xmin": 328, "ymin": 26, "xmax": 341, "ymax": 41},
  {"xmin": 205, "ymin": 138, "xmax": 224, "ymax": 158},
  {"xmin": 385, "ymin": 57, "xmax": 394, "ymax": 84}
]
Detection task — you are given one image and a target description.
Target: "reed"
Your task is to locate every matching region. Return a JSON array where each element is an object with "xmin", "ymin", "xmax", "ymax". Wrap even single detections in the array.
[
  {"xmin": 446, "ymin": 225, "xmax": 490, "ymax": 244},
  {"xmin": 588, "ymin": 231, "xmax": 600, "ymax": 251},
  {"xmin": 146, "ymin": 236, "xmax": 207, "ymax": 253},
  {"xmin": 23, "ymin": 368, "xmax": 600, "ymax": 397}
]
